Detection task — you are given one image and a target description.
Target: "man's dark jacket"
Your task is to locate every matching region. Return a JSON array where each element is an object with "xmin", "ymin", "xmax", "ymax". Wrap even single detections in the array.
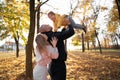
[{"xmin": 42, "ymin": 24, "xmax": 75, "ymax": 61}]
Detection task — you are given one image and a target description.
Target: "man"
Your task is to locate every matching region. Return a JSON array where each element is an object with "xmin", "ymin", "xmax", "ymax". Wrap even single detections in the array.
[{"xmin": 39, "ymin": 19, "xmax": 75, "ymax": 80}]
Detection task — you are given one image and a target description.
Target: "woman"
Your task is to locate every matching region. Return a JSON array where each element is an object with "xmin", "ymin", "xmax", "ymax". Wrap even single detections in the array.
[{"xmin": 33, "ymin": 33, "xmax": 59, "ymax": 80}]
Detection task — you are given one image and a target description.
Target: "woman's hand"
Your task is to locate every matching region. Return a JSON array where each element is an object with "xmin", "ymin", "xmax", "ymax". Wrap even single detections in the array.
[{"xmin": 50, "ymin": 37, "xmax": 58, "ymax": 48}]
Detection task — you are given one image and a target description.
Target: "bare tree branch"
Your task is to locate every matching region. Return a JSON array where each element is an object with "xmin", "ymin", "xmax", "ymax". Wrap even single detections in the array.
[{"xmin": 35, "ymin": 0, "xmax": 49, "ymax": 12}]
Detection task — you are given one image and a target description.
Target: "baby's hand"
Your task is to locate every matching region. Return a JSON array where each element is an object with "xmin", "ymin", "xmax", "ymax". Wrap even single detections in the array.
[
  {"xmin": 62, "ymin": 17, "xmax": 70, "ymax": 27},
  {"xmin": 54, "ymin": 27, "xmax": 58, "ymax": 32},
  {"xmin": 50, "ymin": 37, "xmax": 58, "ymax": 48}
]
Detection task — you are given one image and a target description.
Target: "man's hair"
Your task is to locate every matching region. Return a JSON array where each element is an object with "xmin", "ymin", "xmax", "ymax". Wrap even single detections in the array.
[
  {"xmin": 39, "ymin": 24, "xmax": 52, "ymax": 32},
  {"xmin": 39, "ymin": 25, "xmax": 46, "ymax": 32},
  {"xmin": 48, "ymin": 11, "xmax": 55, "ymax": 15}
]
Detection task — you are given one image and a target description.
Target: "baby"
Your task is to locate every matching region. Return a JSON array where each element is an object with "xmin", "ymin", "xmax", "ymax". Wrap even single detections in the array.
[
  {"xmin": 48, "ymin": 11, "xmax": 87, "ymax": 33},
  {"xmin": 48, "ymin": 11, "xmax": 69, "ymax": 31}
]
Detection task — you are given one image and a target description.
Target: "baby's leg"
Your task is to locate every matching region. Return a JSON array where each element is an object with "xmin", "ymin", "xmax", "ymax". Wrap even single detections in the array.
[
  {"xmin": 73, "ymin": 24, "xmax": 84, "ymax": 29},
  {"xmin": 68, "ymin": 16, "xmax": 87, "ymax": 33},
  {"xmin": 74, "ymin": 24, "xmax": 87, "ymax": 33},
  {"xmin": 68, "ymin": 16, "xmax": 76, "ymax": 26},
  {"xmin": 68, "ymin": 16, "xmax": 83, "ymax": 29},
  {"xmin": 68, "ymin": 17, "xmax": 83, "ymax": 29}
]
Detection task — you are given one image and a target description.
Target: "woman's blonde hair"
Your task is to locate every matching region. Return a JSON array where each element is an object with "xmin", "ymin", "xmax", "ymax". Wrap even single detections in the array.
[{"xmin": 35, "ymin": 33, "xmax": 49, "ymax": 54}]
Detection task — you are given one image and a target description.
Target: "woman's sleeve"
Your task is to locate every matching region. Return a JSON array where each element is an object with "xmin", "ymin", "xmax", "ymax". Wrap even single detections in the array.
[{"xmin": 48, "ymin": 46, "xmax": 59, "ymax": 59}]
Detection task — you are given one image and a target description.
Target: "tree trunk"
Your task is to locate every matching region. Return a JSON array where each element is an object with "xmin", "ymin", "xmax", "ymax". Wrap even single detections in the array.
[
  {"xmin": 36, "ymin": 0, "xmax": 49, "ymax": 33},
  {"xmin": 81, "ymin": 33, "xmax": 85, "ymax": 52},
  {"xmin": 37, "ymin": 5, "xmax": 40, "ymax": 33},
  {"xmin": 95, "ymin": 30, "xmax": 102, "ymax": 54},
  {"xmin": 115, "ymin": 37, "xmax": 119, "ymax": 49},
  {"xmin": 26, "ymin": 0, "xmax": 35, "ymax": 79},
  {"xmin": 116, "ymin": 0, "xmax": 120, "ymax": 19},
  {"xmin": 104, "ymin": 38, "xmax": 107, "ymax": 48},
  {"xmin": 92, "ymin": 40, "xmax": 96, "ymax": 49},
  {"xmin": 15, "ymin": 39, "xmax": 19, "ymax": 57},
  {"xmin": 14, "ymin": 31, "xmax": 19, "ymax": 58},
  {"xmin": 87, "ymin": 41, "xmax": 89, "ymax": 50}
]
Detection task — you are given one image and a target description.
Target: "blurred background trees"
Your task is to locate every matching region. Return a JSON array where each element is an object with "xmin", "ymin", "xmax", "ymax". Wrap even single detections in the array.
[{"xmin": 0, "ymin": 0, "xmax": 120, "ymax": 79}]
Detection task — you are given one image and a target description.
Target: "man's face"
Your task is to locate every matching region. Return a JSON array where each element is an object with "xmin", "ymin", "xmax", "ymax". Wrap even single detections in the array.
[{"xmin": 39, "ymin": 24, "xmax": 52, "ymax": 32}]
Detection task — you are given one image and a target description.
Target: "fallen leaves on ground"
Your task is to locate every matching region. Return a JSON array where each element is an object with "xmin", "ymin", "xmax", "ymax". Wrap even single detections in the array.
[
  {"xmin": 0, "ymin": 50, "xmax": 120, "ymax": 80},
  {"xmin": 66, "ymin": 51, "xmax": 120, "ymax": 80}
]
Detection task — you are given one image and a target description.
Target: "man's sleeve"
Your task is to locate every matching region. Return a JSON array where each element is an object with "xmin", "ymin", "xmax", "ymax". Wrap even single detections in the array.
[{"xmin": 54, "ymin": 24, "xmax": 75, "ymax": 40}]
